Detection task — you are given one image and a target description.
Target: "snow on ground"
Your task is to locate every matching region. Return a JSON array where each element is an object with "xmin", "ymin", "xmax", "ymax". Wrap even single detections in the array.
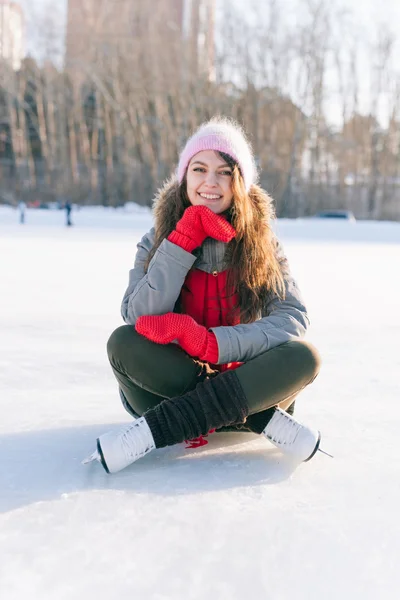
[{"xmin": 0, "ymin": 205, "xmax": 399, "ymax": 600}]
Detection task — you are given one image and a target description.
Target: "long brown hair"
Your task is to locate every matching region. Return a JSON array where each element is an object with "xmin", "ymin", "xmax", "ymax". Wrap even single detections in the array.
[{"xmin": 146, "ymin": 153, "xmax": 285, "ymax": 323}]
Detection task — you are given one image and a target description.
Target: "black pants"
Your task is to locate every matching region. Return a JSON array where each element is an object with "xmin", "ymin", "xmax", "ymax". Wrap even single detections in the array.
[{"xmin": 107, "ymin": 326, "xmax": 321, "ymax": 433}]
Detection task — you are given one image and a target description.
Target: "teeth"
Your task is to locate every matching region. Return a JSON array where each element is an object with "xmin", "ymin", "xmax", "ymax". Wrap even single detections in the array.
[{"xmin": 199, "ymin": 193, "xmax": 221, "ymax": 199}]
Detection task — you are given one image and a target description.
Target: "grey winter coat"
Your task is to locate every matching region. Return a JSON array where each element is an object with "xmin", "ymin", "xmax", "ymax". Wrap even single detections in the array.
[{"xmin": 121, "ymin": 227, "xmax": 309, "ymax": 365}]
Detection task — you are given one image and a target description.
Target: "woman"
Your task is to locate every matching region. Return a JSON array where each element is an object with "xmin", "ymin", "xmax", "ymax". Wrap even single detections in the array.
[{"xmin": 85, "ymin": 117, "xmax": 322, "ymax": 474}]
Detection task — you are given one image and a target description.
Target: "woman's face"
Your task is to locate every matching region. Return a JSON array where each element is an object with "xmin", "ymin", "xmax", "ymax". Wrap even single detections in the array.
[{"xmin": 186, "ymin": 150, "xmax": 234, "ymax": 214}]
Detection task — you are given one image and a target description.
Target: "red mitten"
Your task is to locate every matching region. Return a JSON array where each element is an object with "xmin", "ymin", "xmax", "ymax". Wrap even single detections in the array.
[
  {"xmin": 168, "ymin": 205, "xmax": 236, "ymax": 253},
  {"xmin": 135, "ymin": 313, "xmax": 219, "ymax": 363}
]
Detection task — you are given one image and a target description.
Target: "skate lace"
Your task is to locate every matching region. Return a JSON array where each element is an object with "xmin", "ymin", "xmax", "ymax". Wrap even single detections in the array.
[
  {"xmin": 185, "ymin": 429, "xmax": 216, "ymax": 449},
  {"xmin": 120, "ymin": 421, "xmax": 152, "ymax": 459},
  {"xmin": 269, "ymin": 413, "xmax": 301, "ymax": 445}
]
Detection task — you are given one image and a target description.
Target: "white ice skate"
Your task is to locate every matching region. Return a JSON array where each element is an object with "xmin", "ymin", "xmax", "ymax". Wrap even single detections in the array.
[
  {"xmin": 262, "ymin": 407, "xmax": 322, "ymax": 462},
  {"xmin": 83, "ymin": 417, "xmax": 156, "ymax": 474}
]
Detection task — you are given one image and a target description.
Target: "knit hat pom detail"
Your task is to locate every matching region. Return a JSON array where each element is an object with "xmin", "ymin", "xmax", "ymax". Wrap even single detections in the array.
[{"xmin": 177, "ymin": 117, "xmax": 257, "ymax": 191}]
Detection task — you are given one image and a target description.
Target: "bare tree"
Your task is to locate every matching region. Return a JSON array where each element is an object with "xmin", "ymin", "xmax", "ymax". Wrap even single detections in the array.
[{"xmin": 0, "ymin": 0, "xmax": 399, "ymax": 218}]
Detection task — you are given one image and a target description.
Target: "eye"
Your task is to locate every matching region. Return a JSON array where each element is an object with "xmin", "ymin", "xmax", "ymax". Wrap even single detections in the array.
[
  {"xmin": 193, "ymin": 167, "xmax": 206, "ymax": 172},
  {"xmin": 219, "ymin": 170, "xmax": 232, "ymax": 176}
]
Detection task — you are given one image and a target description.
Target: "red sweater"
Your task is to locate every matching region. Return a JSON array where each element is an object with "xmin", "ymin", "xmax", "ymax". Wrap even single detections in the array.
[{"xmin": 179, "ymin": 268, "xmax": 242, "ymax": 371}]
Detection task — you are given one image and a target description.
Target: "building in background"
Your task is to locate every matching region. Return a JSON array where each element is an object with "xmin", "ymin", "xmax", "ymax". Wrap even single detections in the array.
[
  {"xmin": 0, "ymin": 0, "xmax": 24, "ymax": 70},
  {"xmin": 65, "ymin": 0, "xmax": 215, "ymax": 84}
]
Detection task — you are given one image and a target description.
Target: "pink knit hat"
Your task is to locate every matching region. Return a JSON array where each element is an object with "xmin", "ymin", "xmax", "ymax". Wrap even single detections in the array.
[{"xmin": 177, "ymin": 118, "xmax": 257, "ymax": 191}]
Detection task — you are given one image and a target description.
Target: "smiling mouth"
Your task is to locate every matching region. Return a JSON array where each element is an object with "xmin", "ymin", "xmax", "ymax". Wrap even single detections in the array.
[{"xmin": 198, "ymin": 193, "xmax": 222, "ymax": 200}]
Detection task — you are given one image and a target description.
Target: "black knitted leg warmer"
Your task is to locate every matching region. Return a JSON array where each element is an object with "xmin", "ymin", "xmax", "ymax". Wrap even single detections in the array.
[{"xmin": 144, "ymin": 370, "xmax": 249, "ymax": 448}]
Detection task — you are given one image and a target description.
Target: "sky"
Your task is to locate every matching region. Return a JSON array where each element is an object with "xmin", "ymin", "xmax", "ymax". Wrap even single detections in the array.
[
  {"xmin": 18, "ymin": 0, "xmax": 400, "ymax": 56},
  {"xmin": 15, "ymin": 0, "xmax": 400, "ymax": 126}
]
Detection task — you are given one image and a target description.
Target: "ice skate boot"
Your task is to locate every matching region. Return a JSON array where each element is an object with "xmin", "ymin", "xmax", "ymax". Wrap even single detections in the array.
[
  {"xmin": 262, "ymin": 407, "xmax": 322, "ymax": 462},
  {"xmin": 83, "ymin": 417, "xmax": 155, "ymax": 473}
]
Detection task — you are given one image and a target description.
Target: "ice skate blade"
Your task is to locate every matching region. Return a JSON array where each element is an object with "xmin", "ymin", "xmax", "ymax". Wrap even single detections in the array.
[
  {"xmin": 318, "ymin": 448, "xmax": 334, "ymax": 458},
  {"xmin": 82, "ymin": 449, "xmax": 101, "ymax": 465}
]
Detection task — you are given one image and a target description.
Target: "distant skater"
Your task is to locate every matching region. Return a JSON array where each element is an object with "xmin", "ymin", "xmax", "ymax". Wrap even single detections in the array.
[
  {"xmin": 65, "ymin": 201, "xmax": 73, "ymax": 227},
  {"xmin": 18, "ymin": 200, "xmax": 26, "ymax": 224},
  {"xmin": 85, "ymin": 117, "xmax": 324, "ymax": 474}
]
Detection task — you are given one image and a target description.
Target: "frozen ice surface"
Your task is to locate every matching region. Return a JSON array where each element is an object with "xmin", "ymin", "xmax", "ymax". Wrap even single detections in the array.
[{"xmin": 0, "ymin": 206, "xmax": 399, "ymax": 599}]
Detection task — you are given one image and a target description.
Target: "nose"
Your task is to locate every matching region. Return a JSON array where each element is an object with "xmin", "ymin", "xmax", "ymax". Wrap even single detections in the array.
[{"xmin": 204, "ymin": 171, "xmax": 218, "ymax": 186}]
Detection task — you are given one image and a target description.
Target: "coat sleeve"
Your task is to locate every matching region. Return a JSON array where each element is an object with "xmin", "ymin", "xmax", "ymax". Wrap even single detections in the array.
[
  {"xmin": 121, "ymin": 228, "xmax": 197, "ymax": 325},
  {"xmin": 210, "ymin": 238, "xmax": 310, "ymax": 364}
]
